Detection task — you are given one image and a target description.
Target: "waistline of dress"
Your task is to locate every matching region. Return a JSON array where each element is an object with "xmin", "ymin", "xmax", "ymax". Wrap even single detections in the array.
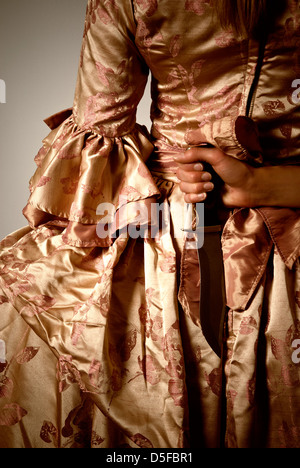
[{"xmin": 147, "ymin": 141, "xmax": 187, "ymax": 175}]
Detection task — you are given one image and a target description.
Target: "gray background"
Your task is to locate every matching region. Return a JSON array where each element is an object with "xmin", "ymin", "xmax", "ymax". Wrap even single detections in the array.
[{"xmin": 0, "ymin": 0, "xmax": 151, "ymax": 240}]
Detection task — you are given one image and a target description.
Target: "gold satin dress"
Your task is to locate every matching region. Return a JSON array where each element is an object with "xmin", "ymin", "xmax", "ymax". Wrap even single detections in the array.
[{"xmin": 0, "ymin": 0, "xmax": 299, "ymax": 448}]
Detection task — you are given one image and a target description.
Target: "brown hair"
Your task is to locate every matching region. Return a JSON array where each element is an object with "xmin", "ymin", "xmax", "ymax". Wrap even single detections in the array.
[{"xmin": 213, "ymin": 0, "xmax": 282, "ymax": 39}]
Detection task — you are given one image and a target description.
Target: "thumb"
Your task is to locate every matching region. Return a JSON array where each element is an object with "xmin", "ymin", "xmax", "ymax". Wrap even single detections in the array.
[{"xmin": 174, "ymin": 146, "xmax": 224, "ymax": 168}]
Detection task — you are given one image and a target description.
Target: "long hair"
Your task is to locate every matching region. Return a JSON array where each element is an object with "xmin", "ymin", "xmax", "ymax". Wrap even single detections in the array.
[{"xmin": 213, "ymin": 0, "xmax": 282, "ymax": 39}]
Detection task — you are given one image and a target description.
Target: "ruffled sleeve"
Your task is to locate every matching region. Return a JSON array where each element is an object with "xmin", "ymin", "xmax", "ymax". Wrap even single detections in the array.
[{"xmin": 22, "ymin": 0, "xmax": 160, "ymax": 246}]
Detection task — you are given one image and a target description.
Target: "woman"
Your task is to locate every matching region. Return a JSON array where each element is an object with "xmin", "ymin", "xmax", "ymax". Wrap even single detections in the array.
[{"xmin": 0, "ymin": 0, "xmax": 299, "ymax": 448}]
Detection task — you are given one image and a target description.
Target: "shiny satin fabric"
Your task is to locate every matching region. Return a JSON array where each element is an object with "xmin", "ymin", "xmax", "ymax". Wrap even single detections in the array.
[
  {"xmin": 0, "ymin": 0, "xmax": 300, "ymax": 448},
  {"xmin": 0, "ymin": 176, "xmax": 223, "ymax": 448}
]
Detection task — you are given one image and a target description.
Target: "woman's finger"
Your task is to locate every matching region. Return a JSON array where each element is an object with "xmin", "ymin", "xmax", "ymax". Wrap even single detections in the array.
[
  {"xmin": 179, "ymin": 180, "xmax": 214, "ymax": 195},
  {"xmin": 183, "ymin": 192, "xmax": 208, "ymax": 203},
  {"xmin": 175, "ymin": 162, "xmax": 204, "ymax": 172},
  {"xmin": 174, "ymin": 146, "xmax": 224, "ymax": 167},
  {"xmin": 176, "ymin": 167, "xmax": 212, "ymax": 183}
]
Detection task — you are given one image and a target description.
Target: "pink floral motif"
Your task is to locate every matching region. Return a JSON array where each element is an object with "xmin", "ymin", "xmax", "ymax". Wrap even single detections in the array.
[
  {"xmin": 0, "ymin": 296, "xmax": 8, "ymax": 305},
  {"xmin": 86, "ymin": 0, "xmax": 101, "ymax": 23},
  {"xmin": 120, "ymin": 329, "xmax": 138, "ymax": 362},
  {"xmin": 215, "ymin": 30, "xmax": 236, "ymax": 48},
  {"xmin": 169, "ymin": 35, "xmax": 183, "ymax": 57},
  {"xmin": 9, "ymin": 275, "xmax": 36, "ymax": 297},
  {"xmin": 130, "ymin": 433, "xmax": 154, "ymax": 448},
  {"xmin": 166, "ymin": 69, "xmax": 183, "ymax": 92},
  {"xmin": 263, "ymin": 99, "xmax": 286, "ymax": 116},
  {"xmin": 196, "ymin": 87, "xmax": 241, "ymax": 122},
  {"xmin": 158, "ymin": 254, "xmax": 176, "ymax": 273},
  {"xmin": 0, "ymin": 403, "xmax": 27, "ymax": 426},
  {"xmin": 0, "ymin": 236, "xmax": 17, "ymax": 248},
  {"xmin": 176, "ymin": 60, "xmax": 205, "ymax": 105},
  {"xmin": 81, "ymin": 182, "xmax": 104, "ymax": 200},
  {"xmin": 88, "ymin": 359, "xmax": 103, "ymax": 387},
  {"xmin": 56, "ymin": 145, "xmax": 80, "ymax": 160},
  {"xmin": 52, "ymin": 120, "xmax": 79, "ymax": 151},
  {"xmin": 138, "ymin": 355, "xmax": 161, "ymax": 385},
  {"xmin": 60, "ymin": 168, "xmax": 80, "ymax": 195},
  {"xmin": 136, "ymin": 0, "xmax": 158, "ymax": 17},
  {"xmin": 138, "ymin": 289, "xmax": 162, "ymax": 341},
  {"xmin": 163, "ymin": 322, "xmax": 186, "ymax": 407},
  {"xmin": 21, "ymin": 295, "xmax": 56, "ymax": 317},
  {"xmin": 61, "ymin": 400, "xmax": 105, "ymax": 447},
  {"xmin": 185, "ymin": 0, "xmax": 209, "ymax": 16},
  {"xmin": 70, "ymin": 202, "xmax": 85, "ymax": 220},
  {"xmin": 137, "ymin": 163, "xmax": 154, "ymax": 183},
  {"xmin": 56, "ymin": 355, "xmax": 85, "ymax": 393},
  {"xmin": 96, "ymin": 62, "xmax": 116, "ymax": 87},
  {"xmin": 239, "ymin": 316, "xmax": 258, "ymax": 335},
  {"xmin": 84, "ymin": 92, "xmax": 130, "ymax": 130},
  {"xmin": 36, "ymin": 176, "xmax": 52, "ymax": 188},
  {"xmin": 280, "ymin": 123, "xmax": 293, "ymax": 139},
  {"xmin": 136, "ymin": 18, "xmax": 163, "ymax": 49},
  {"xmin": 79, "ymin": 0, "xmax": 101, "ymax": 66},
  {"xmin": 204, "ymin": 368, "xmax": 222, "ymax": 396},
  {"xmin": 98, "ymin": 290, "xmax": 110, "ymax": 317},
  {"xmin": 40, "ymin": 421, "xmax": 59, "ymax": 447},
  {"xmin": 168, "ymin": 378, "xmax": 185, "ymax": 407},
  {"xmin": 91, "ymin": 432, "xmax": 105, "ymax": 447},
  {"xmin": 140, "ymin": 306, "xmax": 158, "ymax": 340},
  {"xmin": 71, "ymin": 322, "xmax": 87, "ymax": 347},
  {"xmin": 119, "ymin": 185, "xmax": 143, "ymax": 201},
  {"xmin": 96, "ymin": 59, "xmax": 127, "ymax": 88},
  {"xmin": 15, "ymin": 347, "xmax": 40, "ymax": 364},
  {"xmin": 0, "ymin": 376, "xmax": 13, "ymax": 399},
  {"xmin": 227, "ymin": 388, "xmax": 238, "ymax": 411},
  {"xmin": 97, "ymin": 0, "xmax": 119, "ymax": 26},
  {"xmin": 11, "ymin": 260, "xmax": 32, "ymax": 272},
  {"xmin": 34, "ymin": 146, "xmax": 48, "ymax": 167}
]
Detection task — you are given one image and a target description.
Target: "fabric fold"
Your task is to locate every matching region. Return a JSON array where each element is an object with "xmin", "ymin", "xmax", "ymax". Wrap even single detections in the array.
[
  {"xmin": 23, "ymin": 110, "xmax": 161, "ymax": 247},
  {"xmin": 187, "ymin": 113, "xmax": 300, "ymax": 311},
  {"xmin": 222, "ymin": 206, "xmax": 300, "ymax": 311},
  {"xmin": 186, "ymin": 115, "xmax": 264, "ymax": 166}
]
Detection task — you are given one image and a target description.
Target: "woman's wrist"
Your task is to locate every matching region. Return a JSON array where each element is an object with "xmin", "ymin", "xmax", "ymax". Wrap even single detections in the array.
[
  {"xmin": 221, "ymin": 165, "xmax": 257, "ymax": 208},
  {"xmin": 243, "ymin": 166, "xmax": 273, "ymax": 207},
  {"xmin": 223, "ymin": 165, "xmax": 300, "ymax": 208}
]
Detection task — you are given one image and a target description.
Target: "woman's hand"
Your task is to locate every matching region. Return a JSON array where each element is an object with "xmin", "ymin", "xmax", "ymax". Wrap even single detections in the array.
[
  {"xmin": 175, "ymin": 146, "xmax": 255, "ymax": 207},
  {"xmin": 175, "ymin": 146, "xmax": 300, "ymax": 208}
]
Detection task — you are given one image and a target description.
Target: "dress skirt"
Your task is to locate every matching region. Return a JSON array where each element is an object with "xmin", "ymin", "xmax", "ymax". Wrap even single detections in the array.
[
  {"xmin": 0, "ymin": 169, "xmax": 299, "ymax": 448},
  {"xmin": 0, "ymin": 171, "xmax": 224, "ymax": 448}
]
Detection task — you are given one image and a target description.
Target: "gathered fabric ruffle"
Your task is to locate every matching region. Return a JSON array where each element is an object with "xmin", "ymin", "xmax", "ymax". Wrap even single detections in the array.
[{"xmin": 23, "ymin": 109, "xmax": 161, "ymax": 247}]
